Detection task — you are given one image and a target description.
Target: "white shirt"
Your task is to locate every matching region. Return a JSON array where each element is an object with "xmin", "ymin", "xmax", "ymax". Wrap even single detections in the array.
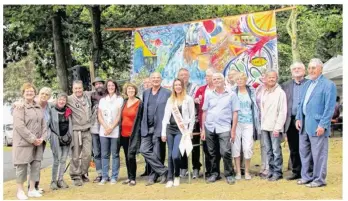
[{"xmin": 98, "ymin": 94, "xmax": 124, "ymax": 138}]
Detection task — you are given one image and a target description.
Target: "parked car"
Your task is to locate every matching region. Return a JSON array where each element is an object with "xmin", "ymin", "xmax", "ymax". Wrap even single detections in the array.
[{"xmin": 3, "ymin": 124, "xmax": 13, "ymax": 147}]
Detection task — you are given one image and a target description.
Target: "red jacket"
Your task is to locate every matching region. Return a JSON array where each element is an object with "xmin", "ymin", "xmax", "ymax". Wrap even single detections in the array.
[{"xmin": 194, "ymin": 84, "xmax": 208, "ymax": 127}]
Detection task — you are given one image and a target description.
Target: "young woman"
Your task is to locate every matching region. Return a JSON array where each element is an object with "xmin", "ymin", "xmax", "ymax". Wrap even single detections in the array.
[
  {"xmin": 120, "ymin": 83, "xmax": 143, "ymax": 186},
  {"xmin": 231, "ymin": 72, "xmax": 261, "ymax": 180},
  {"xmin": 48, "ymin": 92, "xmax": 73, "ymax": 190},
  {"xmin": 12, "ymin": 83, "xmax": 47, "ymax": 200},
  {"xmin": 161, "ymin": 78, "xmax": 195, "ymax": 188},
  {"xmin": 98, "ymin": 79, "xmax": 124, "ymax": 185}
]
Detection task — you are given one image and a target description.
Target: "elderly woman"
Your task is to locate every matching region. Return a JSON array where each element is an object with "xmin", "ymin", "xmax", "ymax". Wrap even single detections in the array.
[
  {"xmin": 30, "ymin": 87, "xmax": 52, "ymax": 192},
  {"xmin": 98, "ymin": 79, "xmax": 124, "ymax": 185},
  {"xmin": 48, "ymin": 92, "xmax": 73, "ymax": 190},
  {"xmin": 161, "ymin": 78, "xmax": 195, "ymax": 188},
  {"xmin": 255, "ymin": 73, "xmax": 270, "ymax": 177},
  {"xmin": 231, "ymin": 72, "xmax": 261, "ymax": 180},
  {"xmin": 13, "ymin": 83, "xmax": 47, "ymax": 200},
  {"xmin": 120, "ymin": 83, "xmax": 143, "ymax": 186}
]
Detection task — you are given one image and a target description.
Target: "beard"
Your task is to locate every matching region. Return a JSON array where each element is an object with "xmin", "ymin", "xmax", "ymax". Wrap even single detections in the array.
[{"xmin": 95, "ymin": 86, "xmax": 105, "ymax": 94}]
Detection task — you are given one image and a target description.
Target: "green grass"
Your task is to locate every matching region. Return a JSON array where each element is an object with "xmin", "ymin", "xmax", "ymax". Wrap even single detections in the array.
[{"xmin": 3, "ymin": 137, "xmax": 343, "ymax": 200}]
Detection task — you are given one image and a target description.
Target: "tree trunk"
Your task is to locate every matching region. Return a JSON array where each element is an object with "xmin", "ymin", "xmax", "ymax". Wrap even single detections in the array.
[
  {"xmin": 89, "ymin": 5, "xmax": 103, "ymax": 77},
  {"xmin": 52, "ymin": 11, "xmax": 69, "ymax": 93},
  {"xmin": 287, "ymin": 8, "xmax": 301, "ymax": 62}
]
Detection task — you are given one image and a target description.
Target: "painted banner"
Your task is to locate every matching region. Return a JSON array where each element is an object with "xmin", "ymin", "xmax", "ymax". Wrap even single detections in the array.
[{"xmin": 131, "ymin": 11, "xmax": 278, "ymax": 88}]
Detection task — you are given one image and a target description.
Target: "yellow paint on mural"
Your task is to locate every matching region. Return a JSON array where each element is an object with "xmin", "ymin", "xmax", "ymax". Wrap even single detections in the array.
[
  {"xmin": 197, "ymin": 54, "xmax": 210, "ymax": 71},
  {"xmin": 200, "ymin": 39, "xmax": 206, "ymax": 45},
  {"xmin": 134, "ymin": 31, "xmax": 155, "ymax": 57},
  {"xmin": 247, "ymin": 11, "xmax": 276, "ymax": 37},
  {"xmin": 251, "ymin": 57, "xmax": 268, "ymax": 67},
  {"xmin": 210, "ymin": 36, "xmax": 217, "ymax": 44}
]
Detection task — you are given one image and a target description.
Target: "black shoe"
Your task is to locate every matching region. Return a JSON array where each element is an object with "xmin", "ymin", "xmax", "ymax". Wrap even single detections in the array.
[
  {"xmin": 145, "ymin": 180, "xmax": 155, "ymax": 186},
  {"xmin": 160, "ymin": 171, "xmax": 168, "ymax": 184},
  {"xmin": 82, "ymin": 174, "xmax": 90, "ymax": 182},
  {"xmin": 268, "ymin": 175, "xmax": 283, "ymax": 181},
  {"xmin": 205, "ymin": 172, "xmax": 211, "ymax": 178},
  {"xmin": 93, "ymin": 176, "xmax": 102, "ymax": 183},
  {"xmin": 140, "ymin": 172, "xmax": 149, "ymax": 177},
  {"xmin": 286, "ymin": 174, "xmax": 301, "ymax": 181},
  {"xmin": 206, "ymin": 175, "xmax": 217, "ymax": 183}
]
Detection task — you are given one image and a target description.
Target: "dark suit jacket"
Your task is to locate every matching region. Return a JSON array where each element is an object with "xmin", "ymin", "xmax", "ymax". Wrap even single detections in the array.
[
  {"xmin": 141, "ymin": 87, "xmax": 171, "ymax": 137},
  {"xmin": 281, "ymin": 78, "xmax": 308, "ymax": 133}
]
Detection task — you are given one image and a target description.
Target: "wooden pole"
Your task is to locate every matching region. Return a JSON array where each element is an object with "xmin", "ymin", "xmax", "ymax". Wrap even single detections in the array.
[
  {"xmin": 89, "ymin": 60, "xmax": 95, "ymax": 88},
  {"xmin": 105, "ymin": 6, "xmax": 296, "ymax": 32}
]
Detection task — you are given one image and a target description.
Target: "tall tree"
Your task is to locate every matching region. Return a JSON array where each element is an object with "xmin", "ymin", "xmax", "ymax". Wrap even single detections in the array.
[{"xmin": 52, "ymin": 9, "xmax": 70, "ymax": 93}]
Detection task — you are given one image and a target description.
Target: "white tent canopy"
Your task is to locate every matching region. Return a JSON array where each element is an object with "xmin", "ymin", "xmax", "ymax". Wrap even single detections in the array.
[{"xmin": 323, "ymin": 55, "xmax": 342, "ymax": 98}]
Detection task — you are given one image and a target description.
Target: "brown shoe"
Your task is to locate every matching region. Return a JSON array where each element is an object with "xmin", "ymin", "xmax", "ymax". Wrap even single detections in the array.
[{"xmin": 82, "ymin": 174, "xmax": 90, "ymax": 183}]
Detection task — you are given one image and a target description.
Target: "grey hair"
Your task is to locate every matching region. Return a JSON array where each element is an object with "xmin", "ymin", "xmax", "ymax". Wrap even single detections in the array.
[
  {"xmin": 73, "ymin": 80, "xmax": 83, "ymax": 86},
  {"xmin": 56, "ymin": 92, "xmax": 68, "ymax": 100},
  {"xmin": 309, "ymin": 58, "xmax": 324, "ymax": 68},
  {"xmin": 39, "ymin": 87, "xmax": 52, "ymax": 96},
  {"xmin": 265, "ymin": 69, "xmax": 279, "ymax": 79},
  {"xmin": 290, "ymin": 61, "xmax": 306, "ymax": 70},
  {"xmin": 212, "ymin": 72, "xmax": 225, "ymax": 80}
]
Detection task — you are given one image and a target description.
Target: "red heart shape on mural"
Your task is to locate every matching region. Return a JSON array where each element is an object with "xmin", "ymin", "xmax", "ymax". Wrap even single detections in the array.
[{"xmin": 203, "ymin": 20, "xmax": 215, "ymax": 34}]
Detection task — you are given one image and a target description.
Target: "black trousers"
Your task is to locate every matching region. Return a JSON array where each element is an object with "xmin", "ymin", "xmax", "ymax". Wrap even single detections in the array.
[
  {"xmin": 140, "ymin": 134, "xmax": 167, "ymax": 181},
  {"xmin": 205, "ymin": 128, "xmax": 234, "ymax": 177},
  {"xmin": 286, "ymin": 116, "xmax": 302, "ymax": 175},
  {"xmin": 180, "ymin": 135, "xmax": 202, "ymax": 170},
  {"xmin": 120, "ymin": 136, "xmax": 137, "ymax": 180}
]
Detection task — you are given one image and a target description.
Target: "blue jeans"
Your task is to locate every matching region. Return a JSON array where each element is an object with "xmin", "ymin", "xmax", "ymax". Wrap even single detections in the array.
[
  {"xmin": 167, "ymin": 131, "xmax": 182, "ymax": 181},
  {"xmin": 92, "ymin": 134, "xmax": 102, "ymax": 176},
  {"xmin": 262, "ymin": 130, "xmax": 283, "ymax": 177},
  {"xmin": 100, "ymin": 136, "xmax": 120, "ymax": 180}
]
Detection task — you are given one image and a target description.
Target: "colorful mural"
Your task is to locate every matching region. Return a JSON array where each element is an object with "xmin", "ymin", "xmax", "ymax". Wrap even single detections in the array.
[{"xmin": 131, "ymin": 11, "xmax": 278, "ymax": 88}]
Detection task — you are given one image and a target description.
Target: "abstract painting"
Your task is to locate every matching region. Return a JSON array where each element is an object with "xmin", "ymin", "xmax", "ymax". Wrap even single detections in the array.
[{"xmin": 131, "ymin": 11, "xmax": 278, "ymax": 88}]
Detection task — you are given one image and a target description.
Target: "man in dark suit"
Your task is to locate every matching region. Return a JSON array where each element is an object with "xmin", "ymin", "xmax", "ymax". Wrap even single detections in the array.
[
  {"xmin": 281, "ymin": 62, "xmax": 308, "ymax": 180},
  {"xmin": 140, "ymin": 72, "xmax": 171, "ymax": 186},
  {"xmin": 296, "ymin": 58, "xmax": 337, "ymax": 188}
]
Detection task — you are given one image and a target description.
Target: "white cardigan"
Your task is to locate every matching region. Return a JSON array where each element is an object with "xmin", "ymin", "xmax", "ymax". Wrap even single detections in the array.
[{"xmin": 161, "ymin": 95, "xmax": 195, "ymax": 137}]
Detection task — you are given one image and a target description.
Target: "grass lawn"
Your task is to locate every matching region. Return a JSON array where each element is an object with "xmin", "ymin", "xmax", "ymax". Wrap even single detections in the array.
[{"xmin": 3, "ymin": 136, "xmax": 342, "ymax": 200}]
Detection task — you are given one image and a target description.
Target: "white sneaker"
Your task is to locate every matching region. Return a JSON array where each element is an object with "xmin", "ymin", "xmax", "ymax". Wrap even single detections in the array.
[
  {"xmin": 173, "ymin": 177, "xmax": 180, "ymax": 187},
  {"xmin": 235, "ymin": 174, "xmax": 242, "ymax": 180},
  {"xmin": 98, "ymin": 179, "xmax": 107, "ymax": 185},
  {"xmin": 165, "ymin": 181, "xmax": 174, "ymax": 188},
  {"xmin": 28, "ymin": 190, "xmax": 42, "ymax": 198},
  {"xmin": 36, "ymin": 188, "xmax": 44, "ymax": 194},
  {"xmin": 16, "ymin": 190, "xmax": 28, "ymax": 200}
]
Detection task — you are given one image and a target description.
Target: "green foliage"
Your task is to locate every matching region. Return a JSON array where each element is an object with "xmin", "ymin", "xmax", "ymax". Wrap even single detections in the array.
[{"xmin": 3, "ymin": 4, "xmax": 343, "ymax": 101}]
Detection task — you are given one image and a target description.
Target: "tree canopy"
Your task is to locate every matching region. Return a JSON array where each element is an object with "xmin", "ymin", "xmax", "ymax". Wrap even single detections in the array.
[{"xmin": 3, "ymin": 5, "xmax": 343, "ymax": 102}]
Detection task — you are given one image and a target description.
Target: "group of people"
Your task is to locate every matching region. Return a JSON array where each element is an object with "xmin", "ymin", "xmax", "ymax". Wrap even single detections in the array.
[{"xmin": 12, "ymin": 58, "xmax": 337, "ymax": 200}]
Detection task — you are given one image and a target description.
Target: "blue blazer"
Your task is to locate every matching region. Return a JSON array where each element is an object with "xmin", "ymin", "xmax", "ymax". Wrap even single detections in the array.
[
  {"xmin": 296, "ymin": 75, "xmax": 337, "ymax": 137},
  {"xmin": 141, "ymin": 87, "xmax": 171, "ymax": 137}
]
